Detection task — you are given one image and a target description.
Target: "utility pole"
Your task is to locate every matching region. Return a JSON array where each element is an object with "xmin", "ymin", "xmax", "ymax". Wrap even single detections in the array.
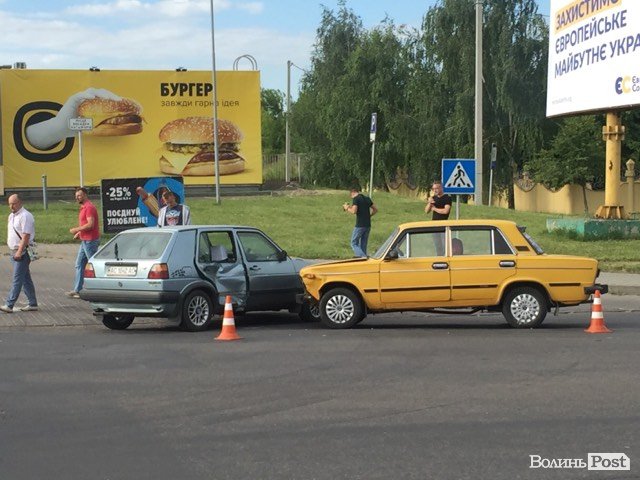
[
  {"xmin": 285, "ymin": 60, "xmax": 292, "ymax": 183},
  {"xmin": 474, "ymin": 0, "xmax": 484, "ymax": 205}
]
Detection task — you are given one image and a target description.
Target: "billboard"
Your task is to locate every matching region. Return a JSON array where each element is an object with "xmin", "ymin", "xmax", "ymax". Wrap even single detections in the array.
[
  {"xmin": 547, "ymin": 0, "xmax": 640, "ymax": 117},
  {"xmin": 101, "ymin": 176, "xmax": 185, "ymax": 233},
  {"xmin": 0, "ymin": 69, "xmax": 261, "ymax": 187}
]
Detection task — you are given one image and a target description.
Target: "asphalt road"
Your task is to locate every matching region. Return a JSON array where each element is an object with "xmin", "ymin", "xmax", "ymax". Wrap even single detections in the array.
[
  {"xmin": 1, "ymin": 310, "xmax": 639, "ymax": 480},
  {"xmin": 1, "ymin": 250, "xmax": 639, "ymax": 479}
]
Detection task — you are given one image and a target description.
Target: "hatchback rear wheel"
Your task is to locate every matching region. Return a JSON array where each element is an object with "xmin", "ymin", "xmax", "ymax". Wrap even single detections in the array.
[
  {"xmin": 181, "ymin": 290, "xmax": 213, "ymax": 331},
  {"xmin": 299, "ymin": 300, "xmax": 321, "ymax": 322},
  {"xmin": 102, "ymin": 314, "xmax": 134, "ymax": 330},
  {"xmin": 502, "ymin": 286, "xmax": 547, "ymax": 328}
]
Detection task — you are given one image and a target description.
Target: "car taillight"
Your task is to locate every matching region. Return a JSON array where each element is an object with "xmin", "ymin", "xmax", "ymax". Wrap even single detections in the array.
[
  {"xmin": 84, "ymin": 263, "xmax": 95, "ymax": 278},
  {"xmin": 148, "ymin": 263, "xmax": 169, "ymax": 279}
]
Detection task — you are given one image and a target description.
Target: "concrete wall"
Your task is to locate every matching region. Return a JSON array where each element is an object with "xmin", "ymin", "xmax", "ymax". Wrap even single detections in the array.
[
  {"xmin": 385, "ymin": 165, "xmax": 640, "ymax": 217},
  {"xmin": 512, "ymin": 181, "xmax": 640, "ymax": 216}
]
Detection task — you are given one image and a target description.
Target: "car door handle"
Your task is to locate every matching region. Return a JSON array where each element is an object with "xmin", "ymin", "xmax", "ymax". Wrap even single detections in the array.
[
  {"xmin": 249, "ymin": 265, "xmax": 261, "ymax": 271},
  {"xmin": 499, "ymin": 260, "xmax": 516, "ymax": 268},
  {"xmin": 432, "ymin": 262, "xmax": 449, "ymax": 270}
]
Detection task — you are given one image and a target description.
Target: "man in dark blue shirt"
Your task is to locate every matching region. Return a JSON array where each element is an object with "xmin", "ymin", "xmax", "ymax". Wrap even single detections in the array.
[{"xmin": 343, "ymin": 187, "xmax": 378, "ymax": 257}]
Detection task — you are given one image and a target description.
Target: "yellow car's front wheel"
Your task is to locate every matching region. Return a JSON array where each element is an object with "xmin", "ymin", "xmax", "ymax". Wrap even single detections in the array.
[{"xmin": 319, "ymin": 287, "xmax": 363, "ymax": 329}]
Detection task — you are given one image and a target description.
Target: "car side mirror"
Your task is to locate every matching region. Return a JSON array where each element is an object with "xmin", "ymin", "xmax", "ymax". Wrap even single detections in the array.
[
  {"xmin": 385, "ymin": 248, "xmax": 399, "ymax": 260},
  {"xmin": 277, "ymin": 250, "xmax": 288, "ymax": 262}
]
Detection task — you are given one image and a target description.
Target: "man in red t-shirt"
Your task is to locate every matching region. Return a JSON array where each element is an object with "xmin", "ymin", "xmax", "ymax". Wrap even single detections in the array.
[{"xmin": 67, "ymin": 187, "xmax": 100, "ymax": 298}]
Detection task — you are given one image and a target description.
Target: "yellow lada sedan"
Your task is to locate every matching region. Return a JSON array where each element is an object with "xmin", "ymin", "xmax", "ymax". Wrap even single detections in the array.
[{"xmin": 300, "ymin": 220, "xmax": 608, "ymax": 329}]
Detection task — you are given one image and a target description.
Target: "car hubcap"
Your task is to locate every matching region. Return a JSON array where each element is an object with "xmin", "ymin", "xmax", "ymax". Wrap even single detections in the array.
[
  {"xmin": 309, "ymin": 303, "xmax": 320, "ymax": 319},
  {"xmin": 325, "ymin": 295, "xmax": 354, "ymax": 324},
  {"xmin": 510, "ymin": 293, "xmax": 540, "ymax": 325},
  {"xmin": 188, "ymin": 296, "xmax": 210, "ymax": 326}
]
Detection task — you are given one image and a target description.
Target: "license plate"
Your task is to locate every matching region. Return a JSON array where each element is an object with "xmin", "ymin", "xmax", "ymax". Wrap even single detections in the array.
[{"xmin": 106, "ymin": 265, "xmax": 137, "ymax": 277}]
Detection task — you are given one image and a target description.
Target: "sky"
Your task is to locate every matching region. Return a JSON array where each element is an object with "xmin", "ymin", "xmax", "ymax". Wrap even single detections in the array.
[{"xmin": 0, "ymin": 0, "xmax": 551, "ymax": 97}]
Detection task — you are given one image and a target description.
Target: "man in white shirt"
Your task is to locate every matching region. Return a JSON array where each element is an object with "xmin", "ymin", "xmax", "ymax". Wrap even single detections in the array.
[{"xmin": 1, "ymin": 194, "xmax": 38, "ymax": 313}]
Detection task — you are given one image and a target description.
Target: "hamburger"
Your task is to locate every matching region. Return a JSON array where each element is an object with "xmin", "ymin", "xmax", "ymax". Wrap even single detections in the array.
[
  {"xmin": 78, "ymin": 97, "xmax": 143, "ymax": 136},
  {"xmin": 158, "ymin": 117, "xmax": 245, "ymax": 176}
]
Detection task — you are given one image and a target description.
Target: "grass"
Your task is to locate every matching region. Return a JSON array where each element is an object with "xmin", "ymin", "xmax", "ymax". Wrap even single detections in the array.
[{"xmin": 27, "ymin": 190, "xmax": 640, "ymax": 272}]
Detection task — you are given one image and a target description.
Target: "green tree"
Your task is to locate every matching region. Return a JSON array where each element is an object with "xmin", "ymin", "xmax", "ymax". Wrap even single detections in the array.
[
  {"xmin": 291, "ymin": 1, "xmax": 366, "ymax": 187},
  {"xmin": 411, "ymin": 0, "xmax": 551, "ymax": 205},
  {"xmin": 526, "ymin": 115, "xmax": 602, "ymax": 213},
  {"xmin": 292, "ymin": 2, "xmax": 415, "ymax": 189},
  {"xmin": 622, "ymin": 110, "xmax": 640, "ymax": 164},
  {"xmin": 291, "ymin": 0, "xmax": 551, "ymax": 199},
  {"xmin": 261, "ymin": 88, "xmax": 285, "ymax": 155}
]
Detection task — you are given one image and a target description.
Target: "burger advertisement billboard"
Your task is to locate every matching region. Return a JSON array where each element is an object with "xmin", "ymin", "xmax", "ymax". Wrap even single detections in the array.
[
  {"xmin": 0, "ymin": 69, "xmax": 261, "ymax": 187},
  {"xmin": 547, "ymin": 0, "xmax": 640, "ymax": 117}
]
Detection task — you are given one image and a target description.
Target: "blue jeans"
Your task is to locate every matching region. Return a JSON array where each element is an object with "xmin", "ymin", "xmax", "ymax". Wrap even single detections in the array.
[
  {"xmin": 6, "ymin": 253, "xmax": 37, "ymax": 308},
  {"xmin": 73, "ymin": 239, "xmax": 100, "ymax": 293},
  {"xmin": 350, "ymin": 227, "xmax": 370, "ymax": 258}
]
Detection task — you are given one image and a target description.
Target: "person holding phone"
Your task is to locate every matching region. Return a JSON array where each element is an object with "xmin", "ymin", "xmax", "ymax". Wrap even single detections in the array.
[{"xmin": 425, "ymin": 180, "xmax": 452, "ymax": 220}]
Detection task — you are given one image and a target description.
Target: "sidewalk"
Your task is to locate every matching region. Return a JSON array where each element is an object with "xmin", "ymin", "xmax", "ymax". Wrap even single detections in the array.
[{"xmin": 598, "ymin": 272, "xmax": 640, "ymax": 296}]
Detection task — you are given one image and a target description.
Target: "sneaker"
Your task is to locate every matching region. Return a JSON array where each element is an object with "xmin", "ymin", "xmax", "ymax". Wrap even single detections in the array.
[
  {"xmin": 66, "ymin": 291, "xmax": 80, "ymax": 299},
  {"xmin": 19, "ymin": 305, "xmax": 39, "ymax": 312},
  {"xmin": 0, "ymin": 305, "xmax": 13, "ymax": 313}
]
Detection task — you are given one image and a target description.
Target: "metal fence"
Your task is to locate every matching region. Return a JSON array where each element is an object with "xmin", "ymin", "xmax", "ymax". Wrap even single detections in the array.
[{"xmin": 262, "ymin": 153, "xmax": 306, "ymax": 184}]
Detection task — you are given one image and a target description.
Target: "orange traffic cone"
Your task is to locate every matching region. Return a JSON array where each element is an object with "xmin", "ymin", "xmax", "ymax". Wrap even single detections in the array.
[
  {"xmin": 216, "ymin": 295, "xmax": 242, "ymax": 341},
  {"xmin": 584, "ymin": 290, "xmax": 612, "ymax": 334}
]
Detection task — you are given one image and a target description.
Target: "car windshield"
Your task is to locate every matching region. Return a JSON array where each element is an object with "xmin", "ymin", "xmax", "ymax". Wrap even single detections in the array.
[
  {"xmin": 517, "ymin": 226, "xmax": 544, "ymax": 255},
  {"xmin": 95, "ymin": 232, "xmax": 172, "ymax": 260},
  {"xmin": 372, "ymin": 227, "xmax": 399, "ymax": 259}
]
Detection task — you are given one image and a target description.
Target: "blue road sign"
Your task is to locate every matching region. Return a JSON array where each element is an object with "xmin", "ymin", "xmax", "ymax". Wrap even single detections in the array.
[
  {"xmin": 442, "ymin": 159, "xmax": 476, "ymax": 194},
  {"xmin": 369, "ymin": 113, "xmax": 377, "ymax": 142}
]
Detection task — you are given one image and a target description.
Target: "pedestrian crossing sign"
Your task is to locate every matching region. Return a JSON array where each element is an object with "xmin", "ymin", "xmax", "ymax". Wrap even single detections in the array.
[{"xmin": 442, "ymin": 159, "xmax": 476, "ymax": 194}]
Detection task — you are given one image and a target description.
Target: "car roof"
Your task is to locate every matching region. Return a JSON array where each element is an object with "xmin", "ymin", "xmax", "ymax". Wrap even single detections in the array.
[
  {"xmin": 115, "ymin": 225, "xmax": 262, "ymax": 234},
  {"xmin": 398, "ymin": 219, "xmax": 519, "ymax": 229}
]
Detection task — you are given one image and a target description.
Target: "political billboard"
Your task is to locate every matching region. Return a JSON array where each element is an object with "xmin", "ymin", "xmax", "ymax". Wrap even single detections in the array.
[
  {"xmin": 547, "ymin": 0, "xmax": 640, "ymax": 117},
  {"xmin": 0, "ymin": 69, "xmax": 261, "ymax": 187}
]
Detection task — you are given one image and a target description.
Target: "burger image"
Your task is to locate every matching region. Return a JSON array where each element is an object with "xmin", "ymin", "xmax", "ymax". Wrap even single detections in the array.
[
  {"xmin": 78, "ymin": 97, "xmax": 143, "ymax": 136},
  {"xmin": 158, "ymin": 117, "xmax": 245, "ymax": 176}
]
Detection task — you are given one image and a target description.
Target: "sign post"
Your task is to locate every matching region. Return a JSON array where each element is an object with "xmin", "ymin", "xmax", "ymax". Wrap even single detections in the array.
[
  {"xmin": 442, "ymin": 158, "xmax": 476, "ymax": 219},
  {"xmin": 368, "ymin": 113, "xmax": 377, "ymax": 198},
  {"xmin": 68, "ymin": 117, "xmax": 93, "ymax": 187},
  {"xmin": 488, "ymin": 143, "xmax": 497, "ymax": 207}
]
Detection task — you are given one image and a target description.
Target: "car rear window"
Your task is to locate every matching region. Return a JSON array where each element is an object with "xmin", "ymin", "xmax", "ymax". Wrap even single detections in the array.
[
  {"xmin": 95, "ymin": 232, "xmax": 172, "ymax": 260},
  {"xmin": 517, "ymin": 226, "xmax": 544, "ymax": 255}
]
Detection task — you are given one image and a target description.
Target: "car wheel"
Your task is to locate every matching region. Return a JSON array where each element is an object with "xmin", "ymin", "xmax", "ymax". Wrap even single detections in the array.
[
  {"xmin": 181, "ymin": 290, "xmax": 213, "ymax": 332},
  {"xmin": 319, "ymin": 288, "xmax": 363, "ymax": 329},
  {"xmin": 102, "ymin": 314, "xmax": 134, "ymax": 330},
  {"xmin": 299, "ymin": 300, "xmax": 320, "ymax": 322},
  {"xmin": 502, "ymin": 286, "xmax": 547, "ymax": 328}
]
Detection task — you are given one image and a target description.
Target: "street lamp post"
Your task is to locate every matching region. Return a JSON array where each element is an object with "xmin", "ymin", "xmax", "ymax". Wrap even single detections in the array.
[
  {"xmin": 474, "ymin": 0, "xmax": 484, "ymax": 205},
  {"xmin": 285, "ymin": 60, "xmax": 292, "ymax": 183},
  {"xmin": 284, "ymin": 61, "xmax": 307, "ymax": 184},
  {"xmin": 209, "ymin": 0, "xmax": 221, "ymax": 204}
]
